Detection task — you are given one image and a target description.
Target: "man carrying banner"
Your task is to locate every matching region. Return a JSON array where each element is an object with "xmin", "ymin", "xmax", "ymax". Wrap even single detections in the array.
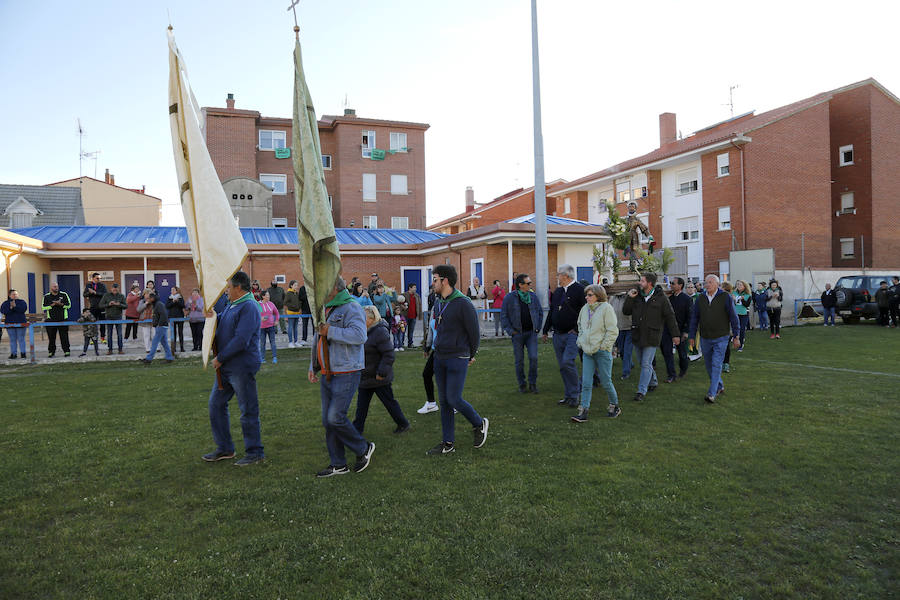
[
  {"xmin": 202, "ymin": 271, "xmax": 265, "ymax": 466},
  {"xmin": 308, "ymin": 275, "xmax": 374, "ymax": 477}
]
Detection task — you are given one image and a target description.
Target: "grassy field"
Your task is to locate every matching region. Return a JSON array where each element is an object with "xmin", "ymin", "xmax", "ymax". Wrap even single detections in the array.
[{"xmin": 1, "ymin": 324, "xmax": 897, "ymax": 599}]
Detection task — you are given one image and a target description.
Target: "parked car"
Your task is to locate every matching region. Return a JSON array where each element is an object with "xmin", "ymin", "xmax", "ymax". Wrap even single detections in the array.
[{"xmin": 833, "ymin": 274, "xmax": 899, "ymax": 323}]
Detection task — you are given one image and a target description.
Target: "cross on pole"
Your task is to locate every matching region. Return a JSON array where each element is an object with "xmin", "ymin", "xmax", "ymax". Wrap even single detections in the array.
[{"xmin": 287, "ymin": 0, "xmax": 300, "ymax": 36}]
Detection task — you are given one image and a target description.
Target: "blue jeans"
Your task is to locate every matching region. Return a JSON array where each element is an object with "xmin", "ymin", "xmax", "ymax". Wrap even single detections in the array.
[
  {"xmin": 321, "ymin": 371, "xmax": 367, "ymax": 467},
  {"xmin": 260, "ymin": 326, "xmax": 277, "ymax": 360},
  {"xmin": 823, "ymin": 306, "xmax": 836, "ymax": 325},
  {"xmin": 7, "ymin": 326, "xmax": 26, "ymax": 354},
  {"xmin": 615, "ymin": 330, "xmax": 635, "ymax": 377},
  {"xmin": 353, "ymin": 385, "xmax": 409, "ymax": 434},
  {"xmin": 406, "ymin": 318, "xmax": 416, "ymax": 346},
  {"xmin": 699, "ymin": 335, "xmax": 729, "ymax": 398},
  {"xmin": 393, "ymin": 330, "xmax": 405, "ymax": 349},
  {"xmin": 145, "ymin": 325, "xmax": 174, "ymax": 360},
  {"xmin": 208, "ymin": 367, "xmax": 264, "ymax": 457},
  {"xmin": 511, "ymin": 331, "xmax": 538, "ymax": 386},
  {"xmin": 581, "ymin": 349, "xmax": 617, "ymax": 409},
  {"xmin": 106, "ymin": 323, "xmax": 123, "ymax": 351},
  {"xmin": 287, "ymin": 314, "xmax": 299, "ymax": 343},
  {"xmin": 552, "ymin": 332, "xmax": 581, "ymax": 399},
  {"xmin": 756, "ymin": 308, "xmax": 769, "ymax": 330},
  {"xmin": 737, "ymin": 314, "xmax": 749, "ymax": 346},
  {"xmin": 434, "ymin": 356, "xmax": 483, "ymax": 443},
  {"xmin": 636, "ymin": 345, "xmax": 658, "ymax": 394}
]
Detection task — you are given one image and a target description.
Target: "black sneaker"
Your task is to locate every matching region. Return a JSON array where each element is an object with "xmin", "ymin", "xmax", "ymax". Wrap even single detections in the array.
[
  {"xmin": 678, "ymin": 370, "xmax": 688, "ymax": 379},
  {"xmin": 393, "ymin": 424, "xmax": 410, "ymax": 434},
  {"xmin": 633, "ymin": 392, "xmax": 645, "ymax": 402},
  {"xmin": 354, "ymin": 442, "xmax": 375, "ymax": 473},
  {"xmin": 647, "ymin": 384, "xmax": 658, "ymax": 393},
  {"xmin": 316, "ymin": 464, "xmax": 350, "ymax": 477},
  {"xmin": 529, "ymin": 383, "xmax": 538, "ymax": 394},
  {"xmin": 606, "ymin": 404, "xmax": 621, "ymax": 418},
  {"xmin": 704, "ymin": 395, "xmax": 716, "ymax": 404},
  {"xmin": 426, "ymin": 441, "xmax": 455, "ymax": 455},
  {"xmin": 473, "ymin": 417, "xmax": 489, "ymax": 448},
  {"xmin": 234, "ymin": 455, "xmax": 264, "ymax": 466},
  {"xmin": 620, "ymin": 374, "xmax": 630, "ymax": 380},
  {"xmin": 571, "ymin": 407, "xmax": 588, "ymax": 423},
  {"xmin": 202, "ymin": 450, "xmax": 236, "ymax": 462},
  {"xmin": 63, "ymin": 352, "xmax": 70, "ymax": 357},
  {"xmin": 20, "ymin": 352, "xmax": 26, "ymax": 359},
  {"xmin": 518, "ymin": 383, "xmax": 527, "ymax": 393},
  {"xmin": 557, "ymin": 397, "xmax": 569, "ymax": 405},
  {"xmin": 664, "ymin": 376, "xmax": 676, "ymax": 383}
]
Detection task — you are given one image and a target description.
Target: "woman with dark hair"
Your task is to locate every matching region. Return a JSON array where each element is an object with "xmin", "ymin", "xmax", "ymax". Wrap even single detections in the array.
[
  {"xmin": 258, "ymin": 290, "xmax": 280, "ymax": 364},
  {"xmin": 766, "ymin": 279, "xmax": 784, "ymax": 339},
  {"xmin": 124, "ymin": 284, "xmax": 142, "ymax": 341},
  {"xmin": 284, "ymin": 280, "xmax": 302, "ymax": 348},
  {"xmin": 187, "ymin": 288, "xmax": 205, "ymax": 351},
  {"xmin": 166, "ymin": 285, "xmax": 186, "ymax": 354},
  {"xmin": 1, "ymin": 289, "xmax": 28, "ymax": 359},
  {"xmin": 490, "ymin": 279, "xmax": 505, "ymax": 336}
]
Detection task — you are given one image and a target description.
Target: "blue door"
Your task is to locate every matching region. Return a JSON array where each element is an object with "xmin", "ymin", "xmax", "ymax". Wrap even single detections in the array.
[
  {"xmin": 27, "ymin": 272, "xmax": 36, "ymax": 313},
  {"xmin": 402, "ymin": 268, "xmax": 422, "ymax": 298},
  {"xmin": 474, "ymin": 261, "xmax": 483, "ymax": 285},
  {"xmin": 154, "ymin": 272, "xmax": 177, "ymax": 300},
  {"xmin": 56, "ymin": 274, "xmax": 81, "ymax": 319},
  {"xmin": 576, "ymin": 266, "xmax": 594, "ymax": 285}
]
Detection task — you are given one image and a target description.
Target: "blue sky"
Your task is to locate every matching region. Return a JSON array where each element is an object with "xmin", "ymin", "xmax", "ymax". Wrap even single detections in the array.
[{"xmin": 1, "ymin": 0, "xmax": 897, "ymax": 226}]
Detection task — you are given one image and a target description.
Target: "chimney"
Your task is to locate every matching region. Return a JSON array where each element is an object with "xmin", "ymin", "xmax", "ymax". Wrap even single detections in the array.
[
  {"xmin": 465, "ymin": 186, "xmax": 475, "ymax": 212},
  {"xmin": 104, "ymin": 168, "xmax": 110, "ymax": 184},
  {"xmin": 659, "ymin": 112, "xmax": 677, "ymax": 146},
  {"xmin": 226, "ymin": 93, "xmax": 235, "ymax": 110},
  {"xmin": 343, "ymin": 108, "xmax": 356, "ymax": 117},
  {"xmin": 109, "ymin": 173, "xmax": 115, "ymax": 186}
]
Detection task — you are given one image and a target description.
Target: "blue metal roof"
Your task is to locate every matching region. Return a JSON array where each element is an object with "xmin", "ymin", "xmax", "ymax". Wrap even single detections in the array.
[
  {"xmin": 9, "ymin": 225, "xmax": 446, "ymax": 246},
  {"xmin": 506, "ymin": 213, "xmax": 603, "ymax": 226}
]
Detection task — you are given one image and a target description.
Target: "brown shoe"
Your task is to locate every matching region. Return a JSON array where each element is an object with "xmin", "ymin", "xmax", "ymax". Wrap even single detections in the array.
[
  {"xmin": 118, "ymin": 349, "xmax": 124, "ymax": 355},
  {"xmin": 107, "ymin": 350, "xmax": 113, "ymax": 355}
]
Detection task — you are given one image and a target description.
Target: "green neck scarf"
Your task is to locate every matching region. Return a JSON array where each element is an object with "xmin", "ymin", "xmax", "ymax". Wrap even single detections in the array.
[
  {"xmin": 516, "ymin": 289, "xmax": 532, "ymax": 304},
  {"xmin": 231, "ymin": 292, "xmax": 254, "ymax": 305},
  {"xmin": 325, "ymin": 288, "xmax": 355, "ymax": 308},
  {"xmin": 438, "ymin": 288, "xmax": 466, "ymax": 303}
]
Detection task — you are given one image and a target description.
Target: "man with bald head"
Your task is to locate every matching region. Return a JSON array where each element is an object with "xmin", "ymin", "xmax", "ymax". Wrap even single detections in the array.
[
  {"xmin": 689, "ymin": 274, "xmax": 740, "ymax": 404},
  {"xmin": 42, "ymin": 282, "xmax": 72, "ymax": 358}
]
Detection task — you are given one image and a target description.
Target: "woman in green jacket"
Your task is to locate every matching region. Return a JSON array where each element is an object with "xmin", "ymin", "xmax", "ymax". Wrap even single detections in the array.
[{"xmin": 573, "ymin": 284, "xmax": 620, "ymax": 422}]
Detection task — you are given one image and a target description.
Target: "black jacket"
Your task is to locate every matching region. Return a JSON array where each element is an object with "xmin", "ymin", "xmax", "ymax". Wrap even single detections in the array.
[
  {"xmin": 83, "ymin": 281, "xmax": 108, "ymax": 310},
  {"xmin": 820, "ymin": 289, "xmax": 836, "ymax": 309},
  {"xmin": 623, "ymin": 286, "xmax": 680, "ymax": 348},
  {"xmin": 542, "ymin": 281, "xmax": 586, "ymax": 335},
  {"xmin": 166, "ymin": 295, "xmax": 185, "ymax": 319},
  {"xmin": 267, "ymin": 285, "xmax": 285, "ymax": 310},
  {"xmin": 151, "ymin": 300, "xmax": 169, "ymax": 327},
  {"xmin": 359, "ymin": 320, "xmax": 395, "ymax": 389},
  {"xmin": 432, "ymin": 291, "xmax": 480, "ymax": 360},
  {"xmin": 299, "ymin": 286, "xmax": 311, "ymax": 314},
  {"xmin": 667, "ymin": 291, "xmax": 692, "ymax": 336}
]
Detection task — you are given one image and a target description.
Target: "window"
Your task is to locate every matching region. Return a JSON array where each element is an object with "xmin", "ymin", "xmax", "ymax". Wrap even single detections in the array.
[
  {"xmin": 390, "ymin": 175, "xmax": 408, "ymax": 195},
  {"xmin": 259, "ymin": 130, "xmax": 286, "ymax": 151},
  {"xmin": 840, "ymin": 238, "xmax": 855, "ymax": 258},
  {"xmin": 363, "ymin": 174, "xmax": 376, "ymax": 201},
  {"xmin": 718, "ymin": 206, "xmax": 731, "ymax": 231},
  {"xmin": 390, "ymin": 132, "xmax": 407, "ymax": 152},
  {"xmin": 839, "ymin": 144, "xmax": 854, "ymax": 166},
  {"xmin": 677, "ymin": 216, "xmax": 700, "ymax": 241},
  {"xmin": 840, "ymin": 192, "xmax": 855, "ymax": 214},
  {"xmin": 717, "ymin": 153, "xmax": 730, "ymax": 176},
  {"xmin": 272, "ymin": 218, "xmax": 288, "ymax": 228},
  {"xmin": 259, "ymin": 173, "xmax": 287, "ymax": 195},
  {"xmin": 719, "ymin": 260, "xmax": 730, "ymax": 283},
  {"xmin": 363, "ymin": 215, "xmax": 377, "ymax": 229},
  {"xmin": 361, "ymin": 130, "xmax": 375, "ymax": 158},
  {"xmin": 391, "ymin": 216, "xmax": 409, "ymax": 229},
  {"xmin": 677, "ymin": 168, "xmax": 699, "ymax": 194},
  {"xmin": 563, "ymin": 197, "xmax": 571, "ymax": 214},
  {"xmin": 322, "ymin": 155, "xmax": 332, "ymax": 170},
  {"xmin": 617, "ymin": 190, "xmax": 631, "ymax": 203},
  {"xmin": 10, "ymin": 212, "xmax": 33, "ymax": 228}
]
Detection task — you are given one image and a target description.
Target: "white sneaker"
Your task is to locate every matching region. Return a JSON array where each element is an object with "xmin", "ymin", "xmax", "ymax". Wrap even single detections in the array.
[
  {"xmin": 397, "ymin": 347, "xmax": 405, "ymax": 352},
  {"xmin": 417, "ymin": 401, "xmax": 439, "ymax": 414}
]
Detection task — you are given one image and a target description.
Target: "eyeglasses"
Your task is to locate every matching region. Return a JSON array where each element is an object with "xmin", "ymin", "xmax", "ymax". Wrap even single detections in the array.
[
  {"xmin": 521, "ymin": 281, "xmax": 532, "ymax": 286},
  {"xmin": 585, "ymin": 292, "xmax": 595, "ymax": 298}
]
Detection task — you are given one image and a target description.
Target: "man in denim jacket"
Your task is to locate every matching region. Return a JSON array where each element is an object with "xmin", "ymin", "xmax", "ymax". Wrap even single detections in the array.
[
  {"xmin": 308, "ymin": 275, "xmax": 375, "ymax": 477},
  {"xmin": 500, "ymin": 273, "xmax": 544, "ymax": 394}
]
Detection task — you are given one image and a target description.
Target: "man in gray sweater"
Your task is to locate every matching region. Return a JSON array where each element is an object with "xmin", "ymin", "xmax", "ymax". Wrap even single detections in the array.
[{"xmin": 688, "ymin": 274, "xmax": 740, "ymax": 403}]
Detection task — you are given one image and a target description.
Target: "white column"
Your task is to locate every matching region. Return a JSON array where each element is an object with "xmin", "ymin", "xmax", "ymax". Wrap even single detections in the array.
[{"xmin": 508, "ymin": 239, "xmax": 514, "ymax": 290}]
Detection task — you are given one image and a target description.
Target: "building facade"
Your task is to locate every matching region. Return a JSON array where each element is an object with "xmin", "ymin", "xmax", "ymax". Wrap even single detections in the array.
[
  {"xmin": 203, "ymin": 95, "xmax": 429, "ymax": 230},
  {"xmin": 48, "ymin": 171, "xmax": 161, "ymax": 226}
]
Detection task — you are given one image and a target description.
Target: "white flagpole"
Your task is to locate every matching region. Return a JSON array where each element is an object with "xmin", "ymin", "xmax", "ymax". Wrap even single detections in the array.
[{"xmin": 531, "ymin": 0, "xmax": 549, "ymax": 311}]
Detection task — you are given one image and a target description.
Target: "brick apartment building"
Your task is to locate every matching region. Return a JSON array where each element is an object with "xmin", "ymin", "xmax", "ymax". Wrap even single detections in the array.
[
  {"xmin": 203, "ymin": 94, "xmax": 429, "ymax": 230},
  {"xmin": 547, "ymin": 78, "xmax": 900, "ymax": 281},
  {"xmin": 427, "ymin": 182, "xmax": 565, "ymax": 235}
]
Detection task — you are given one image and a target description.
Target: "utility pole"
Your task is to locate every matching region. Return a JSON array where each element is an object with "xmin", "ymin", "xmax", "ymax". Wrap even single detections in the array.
[{"xmin": 531, "ymin": 0, "xmax": 549, "ymax": 311}]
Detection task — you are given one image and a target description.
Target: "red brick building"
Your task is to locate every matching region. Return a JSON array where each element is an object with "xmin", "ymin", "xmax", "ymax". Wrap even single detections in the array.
[
  {"xmin": 204, "ymin": 95, "xmax": 429, "ymax": 230},
  {"xmin": 428, "ymin": 182, "xmax": 564, "ymax": 235},
  {"xmin": 548, "ymin": 78, "xmax": 900, "ymax": 280}
]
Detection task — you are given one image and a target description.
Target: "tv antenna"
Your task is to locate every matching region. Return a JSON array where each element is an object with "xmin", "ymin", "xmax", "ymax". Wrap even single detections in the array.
[
  {"xmin": 76, "ymin": 118, "xmax": 101, "ymax": 178},
  {"xmin": 724, "ymin": 84, "xmax": 739, "ymax": 117}
]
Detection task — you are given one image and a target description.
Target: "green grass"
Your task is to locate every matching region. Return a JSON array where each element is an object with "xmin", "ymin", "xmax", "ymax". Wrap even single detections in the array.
[{"xmin": 1, "ymin": 324, "xmax": 897, "ymax": 599}]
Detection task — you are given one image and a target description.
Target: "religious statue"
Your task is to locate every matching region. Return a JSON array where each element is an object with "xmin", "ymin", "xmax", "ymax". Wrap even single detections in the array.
[{"xmin": 624, "ymin": 201, "xmax": 650, "ymax": 270}]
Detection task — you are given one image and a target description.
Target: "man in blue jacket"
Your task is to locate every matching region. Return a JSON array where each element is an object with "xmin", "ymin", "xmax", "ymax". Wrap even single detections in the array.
[
  {"xmin": 202, "ymin": 271, "xmax": 265, "ymax": 466},
  {"xmin": 308, "ymin": 275, "xmax": 375, "ymax": 477},
  {"xmin": 500, "ymin": 273, "xmax": 543, "ymax": 394}
]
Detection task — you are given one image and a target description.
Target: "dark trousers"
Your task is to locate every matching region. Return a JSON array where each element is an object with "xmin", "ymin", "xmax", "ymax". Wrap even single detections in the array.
[
  {"xmin": 768, "ymin": 308, "xmax": 782, "ymax": 334},
  {"xmin": 660, "ymin": 330, "xmax": 689, "ymax": 378},
  {"xmin": 302, "ymin": 317, "xmax": 310, "ymax": 341},
  {"xmin": 82, "ymin": 337, "xmax": 99, "ymax": 354},
  {"xmin": 106, "ymin": 323, "xmax": 123, "ymax": 351},
  {"xmin": 124, "ymin": 321, "xmax": 139, "ymax": 339},
  {"xmin": 189, "ymin": 320, "xmax": 204, "ymax": 350},
  {"xmin": 353, "ymin": 385, "xmax": 409, "ymax": 434},
  {"xmin": 170, "ymin": 320, "xmax": 184, "ymax": 351},
  {"xmin": 878, "ymin": 307, "xmax": 891, "ymax": 326},
  {"xmin": 890, "ymin": 301, "xmax": 900, "ymax": 327},
  {"xmin": 90, "ymin": 308, "xmax": 106, "ymax": 338},
  {"xmin": 406, "ymin": 318, "xmax": 417, "ymax": 347},
  {"xmin": 47, "ymin": 325, "xmax": 70, "ymax": 354},
  {"xmin": 423, "ymin": 352, "xmax": 435, "ymax": 402}
]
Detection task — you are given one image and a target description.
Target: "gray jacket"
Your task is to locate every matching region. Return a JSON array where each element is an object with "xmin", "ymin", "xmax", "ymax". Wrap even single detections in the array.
[{"xmin": 310, "ymin": 300, "xmax": 367, "ymax": 373}]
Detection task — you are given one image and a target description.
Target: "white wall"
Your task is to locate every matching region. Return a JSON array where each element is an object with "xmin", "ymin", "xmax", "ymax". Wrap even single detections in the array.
[
  {"xmin": 557, "ymin": 242, "xmax": 597, "ymax": 278},
  {"xmin": 587, "ymin": 187, "xmax": 614, "ymax": 224},
  {"xmin": 660, "ymin": 160, "xmax": 703, "ymax": 280}
]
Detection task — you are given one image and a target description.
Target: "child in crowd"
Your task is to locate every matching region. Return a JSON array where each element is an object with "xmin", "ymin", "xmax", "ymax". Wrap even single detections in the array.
[
  {"xmin": 77, "ymin": 308, "xmax": 100, "ymax": 357},
  {"xmin": 391, "ymin": 305, "xmax": 407, "ymax": 352}
]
